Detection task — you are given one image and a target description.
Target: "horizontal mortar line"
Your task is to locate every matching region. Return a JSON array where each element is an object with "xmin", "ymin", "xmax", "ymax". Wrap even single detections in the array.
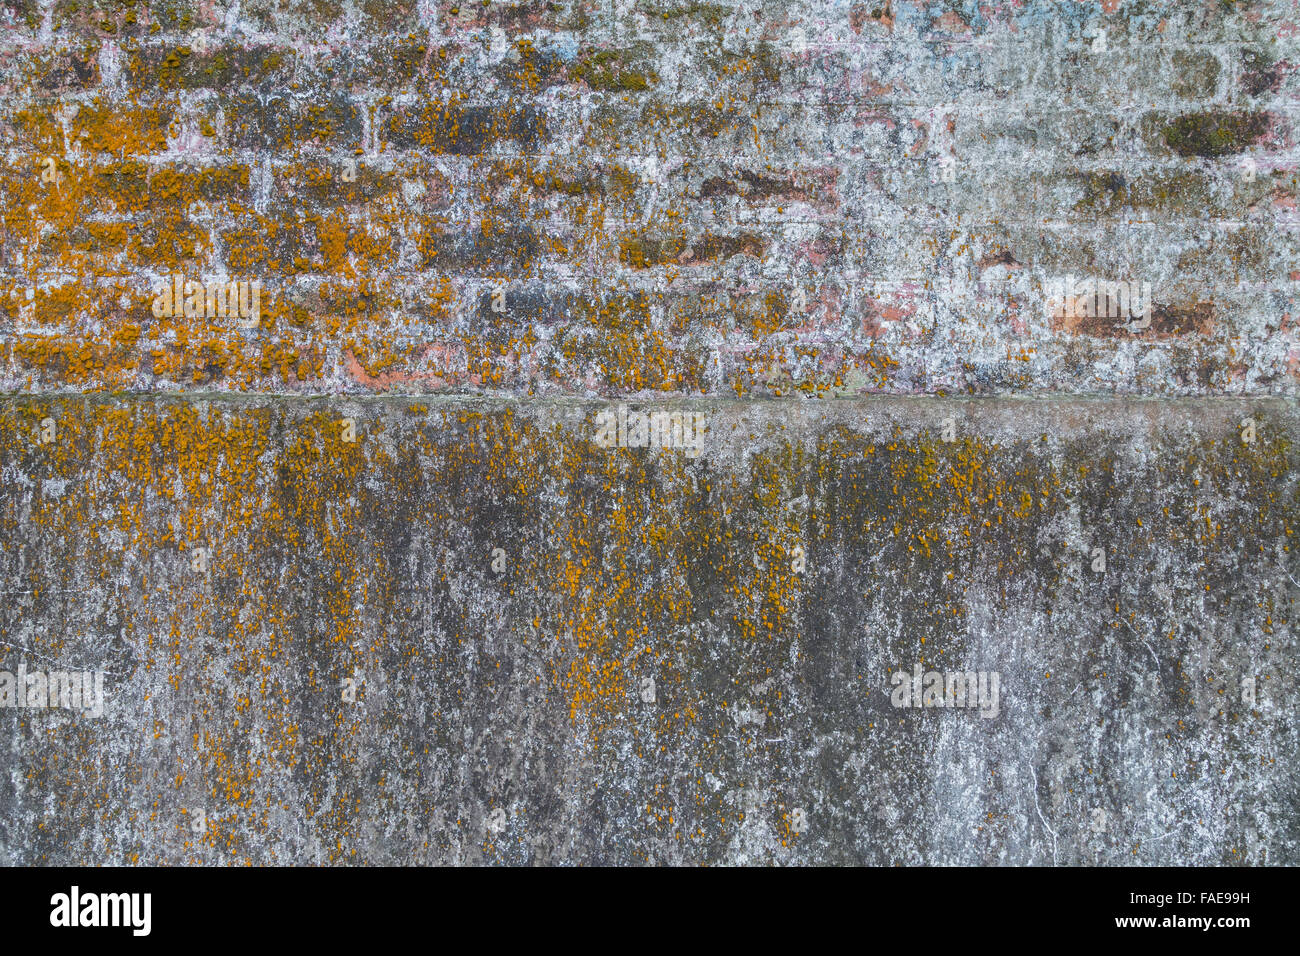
[
  {"xmin": 2, "ymin": 42, "xmax": 1273, "ymax": 67},
  {"xmin": 3, "ymin": 220, "xmax": 1295, "ymax": 240},
  {"xmin": 3, "ymin": 224, "xmax": 1296, "ymax": 252},
  {"xmin": 575, "ymin": 100, "xmax": 1300, "ymax": 112},
  {"xmin": 260, "ymin": 94, "xmax": 1300, "ymax": 109},
  {"xmin": 4, "ymin": 53, "xmax": 1271, "ymax": 77},
  {"xmin": 7, "ymin": 261, "xmax": 1294, "ymax": 275},
  {"xmin": 12, "ymin": 95, "xmax": 1299, "ymax": 117},
  {"xmin": 4, "ymin": 218, "xmax": 1295, "ymax": 237},
  {"xmin": 1, "ymin": 29, "xmax": 1276, "ymax": 44},
  {"xmin": 0, "ymin": 390, "xmax": 1295, "ymax": 407},
  {"xmin": 16, "ymin": 147, "xmax": 1299, "ymax": 170},
  {"xmin": 2, "ymin": 77, "xmax": 1289, "ymax": 96},
  {"xmin": 55, "ymin": 80, "xmax": 1300, "ymax": 95},
  {"xmin": 16, "ymin": 170, "xmax": 1270, "ymax": 189}
]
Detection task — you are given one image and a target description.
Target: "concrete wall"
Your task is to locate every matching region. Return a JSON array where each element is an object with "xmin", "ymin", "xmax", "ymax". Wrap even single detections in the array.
[{"xmin": 0, "ymin": 1, "xmax": 1296, "ymax": 864}]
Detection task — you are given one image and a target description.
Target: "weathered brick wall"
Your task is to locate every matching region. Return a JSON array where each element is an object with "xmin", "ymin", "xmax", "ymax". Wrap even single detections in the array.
[
  {"xmin": 0, "ymin": 1, "xmax": 1296, "ymax": 865},
  {"xmin": 2, "ymin": 0, "xmax": 1296, "ymax": 395}
]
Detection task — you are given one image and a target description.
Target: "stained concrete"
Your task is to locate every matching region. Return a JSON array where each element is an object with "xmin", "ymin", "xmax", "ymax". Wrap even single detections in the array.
[{"xmin": 0, "ymin": 395, "xmax": 1294, "ymax": 864}]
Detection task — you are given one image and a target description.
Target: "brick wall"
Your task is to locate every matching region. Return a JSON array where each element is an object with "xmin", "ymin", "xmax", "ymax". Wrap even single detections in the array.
[
  {"xmin": 2, "ymin": 1, "xmax": 1295, "ymax": 396},
  {"xmin": 0, "ymin": 1, "xmax": 1296, "ymax": 865}
]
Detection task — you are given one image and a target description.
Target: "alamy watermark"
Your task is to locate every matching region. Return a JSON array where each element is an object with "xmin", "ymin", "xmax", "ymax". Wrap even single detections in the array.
[
  {"xmin": 1, "ymin": 662, "xmax": 105, "ymax": 717},
  {"xmin": 593, "ymin": 405, "xmax": 706, "ymax": 458},
  {"xmin": 50, "ymin": 886, "xmax": 150, "ymax": 936},
  {"xmin": 1044, "ymin": 275, "xmax": 1153, "ymax": 330},
  {"xmin": 151, "ymin": 275, "xmax": 262, "ymax": 328},
  {"xmin": 889, "ymin": 664, "xmax": 1000, "ymax": 719}
]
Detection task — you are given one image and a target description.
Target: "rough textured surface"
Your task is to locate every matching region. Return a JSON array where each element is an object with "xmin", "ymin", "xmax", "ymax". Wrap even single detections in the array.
[
  {"xmin": 0, "ymin": 0, "xmax": 1297, "ymax": 397},
  {"xmin": 0, "ymin": 0, "xmax": 1296, "ymax": 865},
  {"xmin": 1, "ymin": 396, "xmax": 1296, "ymax": 864}
]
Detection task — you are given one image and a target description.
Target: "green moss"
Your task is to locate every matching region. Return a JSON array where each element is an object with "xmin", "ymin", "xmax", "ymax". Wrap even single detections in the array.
[
  {"xmin": 571, "ymin": 50, "xmax": 658, "ymax": 92},
  {"xmin": 1075, "ymin": 171, "xmax": 1209, "ymax": 214},
  {"xmin": 1160, "ymin": 111, "xmax": 1268, "ymax": 157}
]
